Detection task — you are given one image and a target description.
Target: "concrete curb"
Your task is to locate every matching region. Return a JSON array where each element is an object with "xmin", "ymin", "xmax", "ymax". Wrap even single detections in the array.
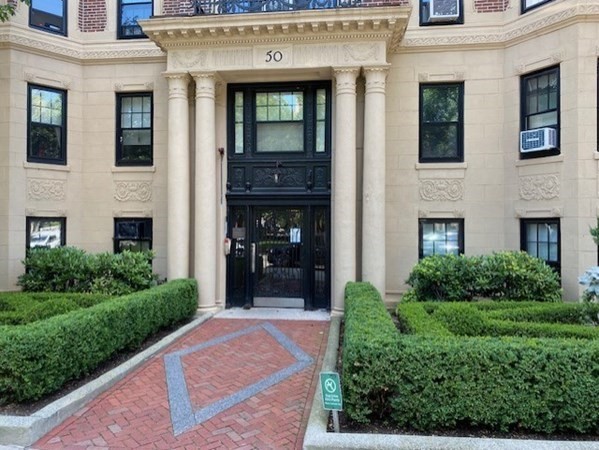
[
  {"xmin": 302, "ymin": 317, "xmax": 599, "ymax": 450},
  {"xmin": 0, "ymin": 313, "xmax": 214, "ymax": 448}
]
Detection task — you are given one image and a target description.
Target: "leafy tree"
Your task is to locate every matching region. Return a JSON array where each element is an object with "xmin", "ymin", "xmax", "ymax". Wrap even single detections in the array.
[{"xmin": 0, "ymin": 0, "xmax": 29, "ymax": 22}]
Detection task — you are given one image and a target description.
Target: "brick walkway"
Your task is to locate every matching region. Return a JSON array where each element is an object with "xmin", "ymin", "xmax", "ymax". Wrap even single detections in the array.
[{"xmin": 31, "ymin": 317, "xmax": 329, "ymax": 450}]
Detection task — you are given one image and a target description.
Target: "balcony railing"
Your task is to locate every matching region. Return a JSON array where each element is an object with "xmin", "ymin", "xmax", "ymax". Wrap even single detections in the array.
[{"xmin": 190, "ymin": 0, "xmax": 361, "ymax": 15}]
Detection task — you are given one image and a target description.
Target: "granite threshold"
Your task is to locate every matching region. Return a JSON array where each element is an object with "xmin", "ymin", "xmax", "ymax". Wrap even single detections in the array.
[{"xmin": 303, "ymin": 316, "xmax": 599, "ymax": 450}]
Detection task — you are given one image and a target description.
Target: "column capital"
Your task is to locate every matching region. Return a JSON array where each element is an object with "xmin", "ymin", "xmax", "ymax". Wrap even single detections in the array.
[
  {"xmin": 333, "ymin": 67, "xmax": 360, "ymax": 95},
  {"xmin": 191, "ymin": 71, "xmax": 217, "ymax": 100},
  {"xmin": 164, "ymin": 72, "xmax": 190, "ymax": 100},
  {"xmin": 363, "ymin": 65, "xmax": 389, "ymax": 95}
]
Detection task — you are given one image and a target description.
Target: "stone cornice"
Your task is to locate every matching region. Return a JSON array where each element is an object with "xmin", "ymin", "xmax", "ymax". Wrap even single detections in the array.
[
  {"xmin": 0, "ymin": 24, "xmax": 165, "ymax": 63},
  {"xmin": 139, "ymin": 6, "xmax": 411, "ymax": 53},
  {"xmin": 401, "ymin": 0, "xmax": 599, "ymax": 50}
]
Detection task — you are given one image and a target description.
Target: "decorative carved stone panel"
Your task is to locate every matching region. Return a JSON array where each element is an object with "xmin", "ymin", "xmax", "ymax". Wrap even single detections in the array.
[
  {"xmin": 114, "ymin": 181, "xmax": 152, "ymax": 202},
  {"xmin": 254, "ymin": 167, "xmax": 305, "ymax": 189},
  {"xmin": 28, "ymin": 179, "xmax": 66, "ymax": 201},
  {"xmin": 519, "ymin": 174, "xmax": 559, "ymax": 200},
  {"xmin": 419, "ymin": 179, "xmax": 464, "ymax": 201}
]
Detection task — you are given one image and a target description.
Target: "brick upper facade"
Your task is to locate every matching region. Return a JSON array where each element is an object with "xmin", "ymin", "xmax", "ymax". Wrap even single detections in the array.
[{"xmin": 79, "ymin": 0, "xmax": 107, "ymax": 32}]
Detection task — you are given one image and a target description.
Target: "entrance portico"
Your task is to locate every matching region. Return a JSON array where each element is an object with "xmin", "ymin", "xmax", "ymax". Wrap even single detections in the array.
[{"xmin": 140, "ymin": 5, "xmax": 410, "ymax": 312}]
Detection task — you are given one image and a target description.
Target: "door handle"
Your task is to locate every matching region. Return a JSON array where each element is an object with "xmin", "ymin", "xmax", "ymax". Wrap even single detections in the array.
[{"xmin": 251, "ymin": 243, "xmax": 256, "ymax": 273}]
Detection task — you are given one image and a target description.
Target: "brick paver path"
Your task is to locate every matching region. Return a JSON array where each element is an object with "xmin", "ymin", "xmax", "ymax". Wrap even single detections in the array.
[{"xmin": 32, "ymin": 318, "xmax": 329, "ymax": 450}]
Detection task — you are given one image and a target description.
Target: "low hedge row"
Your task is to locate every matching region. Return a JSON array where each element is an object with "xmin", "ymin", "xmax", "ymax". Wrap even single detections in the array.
[
  {"xmin": 342, "ymin": 282, "xmax": 400, "ymax": 422},
  {"xmin": 343, "ymin": 283, "xmax": 599, "ymax": 434},
  {"xmin": 0, "ymin": 279, "xmax": 198, "ymax": 403},
  {"xmin": 0, "ymin": 292, "xmax": 111, "ymax": 325}
]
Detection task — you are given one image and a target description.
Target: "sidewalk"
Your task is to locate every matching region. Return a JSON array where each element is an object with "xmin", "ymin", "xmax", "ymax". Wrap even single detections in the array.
[{"xmin": 30, "ymin": 311, "xmax": 330, "ymax": 449}]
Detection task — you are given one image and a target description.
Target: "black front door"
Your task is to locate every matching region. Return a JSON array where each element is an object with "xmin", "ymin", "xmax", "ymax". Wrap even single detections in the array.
[
  {"xmin": 227, "ymin": 205, "xmax": 329, "ymax": 309},
  {"xmin": 225, "ymin": 81, "xmax": 331, "ymax": 310}
]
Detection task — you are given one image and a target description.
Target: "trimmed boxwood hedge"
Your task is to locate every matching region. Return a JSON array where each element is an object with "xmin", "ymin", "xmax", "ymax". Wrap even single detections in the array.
[
  {"xmin": 0, "ymin": 279, "xmax": 198, "ymax": 403},
  {"xmin": 0, "ymin": 292, "xmax": 111, "ymax": 325},
  {"xmin": 343, "ymin": 282, "xmax": 599, "ymax": 434}
]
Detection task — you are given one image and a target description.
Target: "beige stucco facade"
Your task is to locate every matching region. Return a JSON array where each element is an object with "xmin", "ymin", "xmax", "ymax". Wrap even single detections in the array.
[{"xmin": 1, "ymin": 0, "xmax": 598, "ymax": 308}]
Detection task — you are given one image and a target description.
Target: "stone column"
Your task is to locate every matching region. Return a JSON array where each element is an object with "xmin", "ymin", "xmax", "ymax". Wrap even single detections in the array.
[
  {"xmin": 332, "ymin": 67, "xmax": 360, "ymax": 315},
  {"xmin": 165, "ymin": 73, "xmax": 190, "ymax": 280},
  {"xmin": 362, "ymin": 66, "xmax": 389, "ymax": 297},
  {"xmin": 192, "ymin": 72, "xmax": 217, "ymax": 311}
]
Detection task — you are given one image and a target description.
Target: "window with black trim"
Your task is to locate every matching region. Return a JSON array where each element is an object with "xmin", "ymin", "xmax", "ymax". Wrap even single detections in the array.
[
  {"xmin": 420, "ymin": 0, "xmax": 463, "ymax": 26},
  {"xmin": 520, "ymin": 66, "xmax": 560, "ymax": 159},
  {"xmin": 116, "ymin": 93, "xmax": 153, "ymax": 166},
  {"xmin": 522, "ymin": 0, "xmax": 554, "ymax": 14},
  {"xmin": 521, "ymin": 218, "xmax": 560, "ymax": 274},
  {"xmin": 118, "ymin": 0, "xmax": 152, "ymax": 39},
  {"xmin": 28, "ymin": 84, "xmax": 67, "ymax": 165},
  {"xmin": 26, "ymin": 217, "xmax": 66, "ymax": 249},
  {"xmin": 419, "ymin": 83, "xmax": 464, "ymax": 163},
  {"xmin": 228, "ymin": 82, "xmax": 331, "ymax": 157},
  {"xmin": 114, "ymin": 218, "xmax": 152, "ymax": 253},
  {"xmin": 29, "ymin": 0, "xmax": 66, "ymax": 35},
  {"xmin": 419, "ymin": 219, "xmax": 464, "ymax": 259}
]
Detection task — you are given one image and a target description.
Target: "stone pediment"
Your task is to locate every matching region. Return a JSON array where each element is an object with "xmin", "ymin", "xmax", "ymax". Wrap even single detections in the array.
[{"xmin": 139, "ymin": 6, "xmax": 411, "ymax": 55}]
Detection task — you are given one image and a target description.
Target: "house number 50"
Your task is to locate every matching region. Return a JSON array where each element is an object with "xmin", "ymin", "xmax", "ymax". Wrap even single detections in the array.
[{"xmin": 265, "ymin": 50, "xmax": 283, "ymax": 62}]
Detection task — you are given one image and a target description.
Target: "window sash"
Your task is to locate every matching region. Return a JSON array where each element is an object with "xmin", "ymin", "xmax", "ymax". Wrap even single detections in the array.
[
  {"xmin": 114, "ymin": 219, "xmax": 152, "ymax": 253},
  {"xmin": 30, "ymin": 0, "xmax": 66, "ymax": 35},
  {"xmin": 26, "ymin": 217, "xmax": 66, "ymax": 249},
  {"xmin": 117, "ymin": 93, "xmax": 153, "ymax": 166},
  {"xmin": 28, "ymin": 85, "xmax": 66, "ymax": 164},
  {"xmin": 419, "ymin": 219, "xmax": 463, "ymax": 259},
  {"xmin": 118, "ymin": 0, "xmax": 152, "ymax": 38},
  {"xmin": 419, "ymin": 83, "xmax": 463, "ymax": 162}
]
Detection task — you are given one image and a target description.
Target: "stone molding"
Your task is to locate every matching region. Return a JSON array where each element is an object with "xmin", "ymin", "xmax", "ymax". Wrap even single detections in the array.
[
  {"xmin": 115, "ymin": 81, "xmax": 155, "ymax": 92},
  {"xmin": 113, "ymin": 209, "xmax": 153, "ymax": 217},
  {"xmin": 402, "ymin": 1, "xmax": 599, "ymax": 49},
  {"xmin": 114, "ymin": 181, "xmax": 153, "ymax": 202},
  {"xmin": 23, "ymin": 70, "xmax": 71, "ymax": 90},
  {"xmin": 419, "ymin": 179, "xmax": 464, "ymax": 201},
  {"xmin": 519, "ymin": 174, "xmax": 560, "ymax": 201},
  {"xmin": 418, "ymin": 71, "xmax": 465, "ymax": 82},
  {"xmin": 419, "ymin": 208, "xmax": 464, "ymax": 218},
  {"xmin": 515, "ymin": 207, "xmax": 562, "ymax": 218},
  {"xmin": 27, "ymin": 179, "xmax": 66, "ymax": 201}
]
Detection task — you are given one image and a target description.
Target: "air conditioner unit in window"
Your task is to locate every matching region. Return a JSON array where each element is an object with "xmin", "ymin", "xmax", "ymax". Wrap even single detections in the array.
[
  {"xmin": 520, "ymin": 127, "xmax": 557, "ymax": 153},
  {"xmin": 429, "ymin": 0, "xmax": 460, "ymax": 21}
]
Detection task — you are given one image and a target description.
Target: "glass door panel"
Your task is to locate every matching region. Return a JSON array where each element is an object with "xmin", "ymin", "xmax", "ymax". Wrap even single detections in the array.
[{"xmin": 254, "ymin": 207, "xmax": 304, "ymax": 307}]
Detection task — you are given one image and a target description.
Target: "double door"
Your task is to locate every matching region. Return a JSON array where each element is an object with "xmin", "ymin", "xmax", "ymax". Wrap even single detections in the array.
[{"xmin": 226, "ymin": 204, "xmax": 329, "ymax": 310}]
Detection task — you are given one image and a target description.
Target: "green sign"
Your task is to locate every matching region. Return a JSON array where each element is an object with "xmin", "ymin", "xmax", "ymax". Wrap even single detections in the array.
[{"xmin": 320, "ymin": 372, "xmax": 343, "ymax": 411}]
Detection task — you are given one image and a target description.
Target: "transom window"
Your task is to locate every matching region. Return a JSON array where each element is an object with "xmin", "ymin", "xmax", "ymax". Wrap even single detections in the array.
[
  {"xmin": 26, "ymin": 217, "xmax": 66, "ymax": 250},
  {"xmin": 521, "ymin": 66, "xmax": 560, "ymax": 158},
  {"xmin": 419, "ymin": 219, "xmax": 464, "ymax": 259},
  {"xmin": 419, "ymin": 83, "xmax": 464, "ymax": 163},
  {"xmin": 521, "ymin": 219, "xmax": 560, "ymax": 273},
  {"xmin": 28, "ymin": 84, "xmax": 67, "ymax": 165},
  {"xmin": 118, "ymin": 0, "xmax": 152, "ymax": 39},
  {"xmin": 114, "ymin": 218, "xmax": 152, "ymax": 253},
  {"xmin": 29, "ymin": 0, "xmax": 66, "ymax": 35},
  {"xmin": 229, "ymin": 82, "xmax": 330, "ymax": 157},
  {"xmin": 522, "ymin": 0, "xmax": 554, "ymax": 14},
  {"xmin": 256, "ymin": 92, "xmax": 304, "ymax": 153},
  {"xmin": 116, "ymin": 93, "xmax": 153, "ymax": 166}
]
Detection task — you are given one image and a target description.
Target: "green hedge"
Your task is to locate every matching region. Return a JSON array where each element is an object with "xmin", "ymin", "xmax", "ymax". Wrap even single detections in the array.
[
  {"xmin": 406, "ymin": 251, "xmax": 562, "ymax": 302},
  {"xmin": 18, "ymin": 247, "xmax": 158, "ymax": 295},
  {"xmin": 342, "ymin": 282, "xmax": 400, "ymax": 423},
  {"xmin": 0, "ymin": 292, "xmax": 110, "ymax": 325},
  {"xmin": 343, "ymin": 285, "xmax": 599, "ymax": 434},
  {"xmin": 0, "ymin": 279, "xmax": 198, "ymax": 403}
]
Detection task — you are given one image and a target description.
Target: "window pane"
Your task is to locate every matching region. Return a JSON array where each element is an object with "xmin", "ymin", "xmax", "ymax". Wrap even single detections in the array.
[
  {"xmin": 131, "ymin": 97, "xmax": 142, "ymax": 112},
  {"xmin": 121, "ymin": 130, "xmax": 151, "ymax": 162},
  {"xmin": 122, "ymin": 97, "xmax": 132, "ymax": 113},
  {"xmin": 527, "ymin": 224, "xmax": 537, "ymax": 242},
  {"xmin": 422, "ymin": 86, "xmax": 459, "ymax": 122},
  {"xmin": 422, "ymin": 241, "xmax": 434, "ymax": 257},
  {"xmin": 256, "ymin": 122, "xmax": 303, "ymax": 152},
  {"xmin": 143, "ymin": 96, "xmax": 151, "ymax": 112},
  {"xmin": 421, "ymin": 124, "xmax": 458, "ymax": 159},
  {"xmin": 142, "ymin": 112, "xmax": 151, "ymax": 128},
  {"xmin": 538, "ymin": 223, "xmax": 549, "ymax": 242},
  {"xmin": 28, "ymin": 218, "xmax": 64, "ymax": 249},
  {"xmin": 316, "ymin": 122, "xmax": 325, "ymax": 153},
  {"xmin": 30, "ymin": 123, "xmax": 61, "ymax": 159},
  {"xmin": 549, "ymin": 243, "xmax": 558, "ymax": 262},
  {"xmin": 31, "ymin": 0, "xmax": 65, "ymax": 33},
  {"xmin": 527, "ymin": 111, "xmax": 557, "ymax": 129},
  {"xmin": 131, "ymin": 112, "xmax": 142, "ymax": 128},
  {"xmin": 538, "ymin": 243, "xmax": 549, "ymax": 260},
  {"xmin": 256, "ymin": 106, "xmax": 267, "ymax": 121},
  {"xmin": 120, "ymin": 2, "xmax": 151, "ymax": 37},
  {"xmin": 121, "ymin": 112, "xmax": 132, "ymax": 128},
  {"xmin": 235, "ymin": 124, "xmax": 244, "ymax": 154}
]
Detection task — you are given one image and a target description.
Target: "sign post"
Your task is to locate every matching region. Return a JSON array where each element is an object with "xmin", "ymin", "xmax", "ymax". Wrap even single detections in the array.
[{"xmin": 319, "ymin": 372, "xmax": 342, "ymax": 433}]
